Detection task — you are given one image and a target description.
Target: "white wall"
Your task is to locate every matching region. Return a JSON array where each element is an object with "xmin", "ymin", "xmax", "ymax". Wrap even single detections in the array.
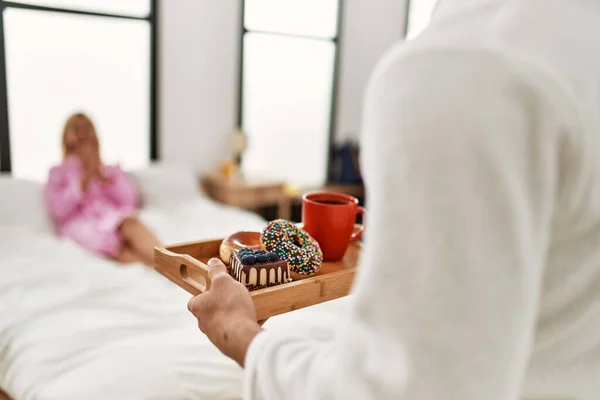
[
  {"xmin": 159, "ymin": 0, "xmax": 407, "ymax": 172},
  {"xmin": 159, "ymin": 0, "xmax": 241, "ymax": 172},
  {"xmin": 336, "ymin": 0, "xmax": 407, "ymax": 143}
]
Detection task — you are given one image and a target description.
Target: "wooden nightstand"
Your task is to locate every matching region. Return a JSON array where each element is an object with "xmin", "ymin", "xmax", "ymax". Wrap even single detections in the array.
[
  {"xmin": 201, "ymin": 173, "xmax": 290, "ymax": 219},
  {"xmin": 201, "ymin": 173, "xmax": 365, "ymax": 221}
]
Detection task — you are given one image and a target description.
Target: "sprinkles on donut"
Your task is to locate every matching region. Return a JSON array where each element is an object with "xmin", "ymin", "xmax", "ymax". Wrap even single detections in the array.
[{"xmin": 260, "ymin": 219, "xmax": 323, "ymax": 277}]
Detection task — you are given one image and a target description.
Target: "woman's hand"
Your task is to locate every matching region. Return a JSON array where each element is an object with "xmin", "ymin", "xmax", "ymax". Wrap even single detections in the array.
[
  {"xmin": 81, "ymin": 169, "xmax": 95, "ymax": 192},
  {"xmin": 98, "ymin": 170, "xmax": 113, "ymax": 186},
  {"xmin": 80, "ymin": 152, "xmax": 100, "ymax": 192},
  {"xmin": 187, "ymin": 258, "xmax": 263, "ymax": 367},
  {"xmin": 77, "ymin": 140, "xmax": 109, "ymax": 190},
  {"xmin": 80, "ymin": 163, "xmax": 112, "ymax": 191}
]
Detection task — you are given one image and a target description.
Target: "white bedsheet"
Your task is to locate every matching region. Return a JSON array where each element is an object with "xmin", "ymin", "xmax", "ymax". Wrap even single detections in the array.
[{"xmin": 0, "ymin": 198, "xmax": 350, "ymax": 400}]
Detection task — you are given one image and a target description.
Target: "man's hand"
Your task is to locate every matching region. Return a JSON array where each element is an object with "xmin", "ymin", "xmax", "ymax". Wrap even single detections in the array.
[{"xmin": 188, "ymin": 258, "xmax": 263, "ymax": 367}]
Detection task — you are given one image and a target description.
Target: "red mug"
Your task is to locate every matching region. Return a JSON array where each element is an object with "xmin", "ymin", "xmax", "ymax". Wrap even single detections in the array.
[{"xmin": 302, "ymin": 192, "xmax": 366, "ymax": 262}]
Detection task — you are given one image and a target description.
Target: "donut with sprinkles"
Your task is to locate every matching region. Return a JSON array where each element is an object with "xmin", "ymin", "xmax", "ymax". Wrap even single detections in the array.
[{"xmin": 260, "ymin": 219, "xmax": 323, "ymax": 277}]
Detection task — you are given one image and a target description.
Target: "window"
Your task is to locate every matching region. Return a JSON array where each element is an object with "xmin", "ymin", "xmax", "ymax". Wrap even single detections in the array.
[
  {"xmin": 239, "ymin": 0, "xmax": 342, "ymax": 188},
  {"xmin": 6, "ymin": 0, "xmax": 150, "ymax": 17},
  {"xmin": 405, "ymin": 0, "xmax": 439, "ymax": 40},
  {"xmin": 0, "ymin": 0, "xmax": 157, "ymax": 180}
]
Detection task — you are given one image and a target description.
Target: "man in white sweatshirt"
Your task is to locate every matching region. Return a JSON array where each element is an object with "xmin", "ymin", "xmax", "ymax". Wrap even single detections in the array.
[{"xmin": 188, "ymin": 0, "xmax": 600, "ymax": 399}]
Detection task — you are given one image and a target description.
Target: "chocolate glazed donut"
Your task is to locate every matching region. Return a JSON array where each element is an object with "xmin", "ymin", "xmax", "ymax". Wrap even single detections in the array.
[{"xmin": 261, "ymin": 219, "xmax": 323, "ymax": 280}]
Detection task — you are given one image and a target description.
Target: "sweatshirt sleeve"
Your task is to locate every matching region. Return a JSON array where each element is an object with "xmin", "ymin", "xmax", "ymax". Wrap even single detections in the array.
[
  {"xmin": 102, "ymin": 165, "xmax": 139, "ymax": 209},
  {"xmin": 244, "ymin": 49, "xmax": 569, "ymax": 400}
]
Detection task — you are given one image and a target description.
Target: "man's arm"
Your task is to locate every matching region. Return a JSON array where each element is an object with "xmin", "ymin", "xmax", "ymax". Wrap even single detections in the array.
[{"xmin": 201, "ymin": 48, "xmax": 568, "ymax": 400}]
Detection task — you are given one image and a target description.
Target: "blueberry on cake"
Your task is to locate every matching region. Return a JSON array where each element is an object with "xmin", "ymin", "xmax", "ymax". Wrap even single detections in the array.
[{"xmin": 229, "ymin": 248, "xmax": 290, "ymax": 291}]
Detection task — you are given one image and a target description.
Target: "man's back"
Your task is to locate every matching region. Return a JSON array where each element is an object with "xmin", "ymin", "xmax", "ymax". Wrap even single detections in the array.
[
  {"xmin": 238, "ymin": 1, "xmax": 600, "ymax": 399},
  {"xmin": 405, "ymin": 0, "xmax": 600, "ymax": 397}
]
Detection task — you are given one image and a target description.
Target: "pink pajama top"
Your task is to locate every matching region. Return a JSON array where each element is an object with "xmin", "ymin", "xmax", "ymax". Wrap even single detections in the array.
[{"xmin": 44, "ymin": 156, "xmax": 140, "ymax": 257}]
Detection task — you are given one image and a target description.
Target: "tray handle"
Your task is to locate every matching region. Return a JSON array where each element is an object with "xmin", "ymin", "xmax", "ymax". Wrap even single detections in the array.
[{"xmin": 154, "ymin": 247, "xmax": 211, "ymax": 296}]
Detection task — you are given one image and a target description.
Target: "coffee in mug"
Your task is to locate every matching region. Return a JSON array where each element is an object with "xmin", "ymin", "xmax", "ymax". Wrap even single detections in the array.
[{"xmin": 302, "ymin": 192, "xmax": 366, "ymax": 262}]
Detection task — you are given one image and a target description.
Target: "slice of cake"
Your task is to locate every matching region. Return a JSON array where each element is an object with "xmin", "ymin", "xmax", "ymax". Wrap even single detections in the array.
[{"xmin": 229, "ymin": 248, "xmax": 290, "ymax": 291}]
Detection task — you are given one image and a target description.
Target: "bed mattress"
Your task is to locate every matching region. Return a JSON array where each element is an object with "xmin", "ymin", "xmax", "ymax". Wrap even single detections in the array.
[{"xmin": 0, "ymin": 199, "xmax": 265, "ymax": 399}]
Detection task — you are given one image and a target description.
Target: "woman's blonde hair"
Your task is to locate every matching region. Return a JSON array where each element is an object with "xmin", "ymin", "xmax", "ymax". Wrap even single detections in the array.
[{"xmin": 61, "ymin": 112, "xmax": 98, "ymax": 159}]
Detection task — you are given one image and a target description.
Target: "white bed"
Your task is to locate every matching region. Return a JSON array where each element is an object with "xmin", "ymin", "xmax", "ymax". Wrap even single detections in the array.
[{"xmin": 0, "ymin": 166, "xmax": 348, "ymax": 400}]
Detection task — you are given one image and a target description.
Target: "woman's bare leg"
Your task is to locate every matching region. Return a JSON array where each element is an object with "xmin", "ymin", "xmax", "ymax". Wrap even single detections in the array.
[
  {"xmin": 119, "ymin": 217, "xmax": 161, "ymax": 266},
  {"xmin": 112, "ymin": 245, "xmax": 144, "ymax": 265}
]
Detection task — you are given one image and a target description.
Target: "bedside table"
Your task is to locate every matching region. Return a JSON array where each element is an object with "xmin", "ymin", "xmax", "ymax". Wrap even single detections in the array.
[{"xmin": 200, "ymin": 173, "xmax": 291, "ymax": 219}]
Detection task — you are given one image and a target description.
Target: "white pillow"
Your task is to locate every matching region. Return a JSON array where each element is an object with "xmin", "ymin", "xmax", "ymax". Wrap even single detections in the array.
[
  {"xmin": 128, "ymin": 162, "xmax": 201, "ymax": 210},
  {"xmin": 0, "ymin": 174, "xmax": 54, "ymax": 232}
]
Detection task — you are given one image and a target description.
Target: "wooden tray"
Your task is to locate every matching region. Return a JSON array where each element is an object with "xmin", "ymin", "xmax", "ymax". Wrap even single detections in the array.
[{"xmin": 154, "ymin": 238, "xmax": 360, "ymax": 320}]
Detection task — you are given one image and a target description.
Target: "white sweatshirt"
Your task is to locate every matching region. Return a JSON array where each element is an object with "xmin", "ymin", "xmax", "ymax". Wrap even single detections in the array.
[{"xmin": 244, "ymin": 0, "xmax": 600, "ymax": 399}]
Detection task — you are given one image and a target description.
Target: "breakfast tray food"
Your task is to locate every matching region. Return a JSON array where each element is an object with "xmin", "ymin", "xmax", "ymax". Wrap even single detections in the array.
[{"xmin": 154, "ymin": 238, "xmax": 360, "ymax": 320}]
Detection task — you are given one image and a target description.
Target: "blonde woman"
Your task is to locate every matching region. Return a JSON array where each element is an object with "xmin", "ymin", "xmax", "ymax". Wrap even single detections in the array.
[{"xmin": 45, "ymin": 113, "xmax": 160, "ymax": 266}]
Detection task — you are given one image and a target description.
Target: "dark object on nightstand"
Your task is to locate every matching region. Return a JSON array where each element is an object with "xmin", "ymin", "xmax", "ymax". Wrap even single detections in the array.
[{"xmin": 330, "ymin": 141, "xmax": 363, "ymax": 185}]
